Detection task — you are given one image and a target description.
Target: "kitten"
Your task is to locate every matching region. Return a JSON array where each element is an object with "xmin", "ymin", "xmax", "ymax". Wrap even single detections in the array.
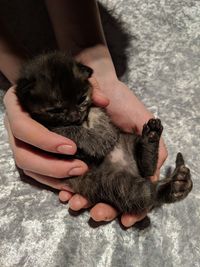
[{"xmin": 15, "ymin": 51, "xmax": 193, "ymax": 227}]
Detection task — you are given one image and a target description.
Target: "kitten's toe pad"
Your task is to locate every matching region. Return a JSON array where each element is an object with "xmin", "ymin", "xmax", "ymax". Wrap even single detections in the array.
[
  {"xmin": 170, "ymin": 166, "xmax": 193, "ymax": 201},
  {"xmin": 142, "ymin": 119, "xmax": 163, "ymax": 142}
]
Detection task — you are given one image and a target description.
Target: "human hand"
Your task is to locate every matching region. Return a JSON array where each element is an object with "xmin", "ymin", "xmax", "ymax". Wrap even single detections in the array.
[
  {"xmin": 4, "ymin": 82, "xmax": 128, "ymax": 226},
  {"xmin": 4, "ymin": 80, "xmax": 167, "ymax": 228},
  {"xmin": 3, "ymin": 84, "xmax": 108, "ymax": 190},
  {"xmin": 59, "ymin": 78, "xmax": 168, "ymax": 227},
  {"xmin": 101, "ymin": 79, "xmax": 168, "ymax": 178}
]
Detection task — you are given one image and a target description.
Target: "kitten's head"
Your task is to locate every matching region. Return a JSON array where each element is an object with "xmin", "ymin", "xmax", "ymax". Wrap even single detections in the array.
[{"xmin": 15, "ymin": 52, "xmax": 93, "ymax": 127}]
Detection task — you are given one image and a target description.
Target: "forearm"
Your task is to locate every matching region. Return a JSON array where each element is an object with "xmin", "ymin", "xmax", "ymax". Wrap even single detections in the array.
[
  {"xmin": 45, "ymin": 0, "xmax": 105, "ymax": 52},
  {"xmin": 0, "ymin": 19, "xmax": 26, "ymax": 84},
  {"xmin": 45, "ymin": 0, "xmax": 118, "ymax": 87},
  {"xmin": 0, "ymin": 50, "xmax": 25, "ymax": 84}
]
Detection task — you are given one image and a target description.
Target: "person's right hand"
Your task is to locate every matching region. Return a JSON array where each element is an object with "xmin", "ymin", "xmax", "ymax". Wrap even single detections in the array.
[
  {"xmin": 3, "ymin": 84, "xmax": 109, "ymax": 195},
  {"xmin": 3, "ymin": 85, "xmax": 90, "ymax": 189}
]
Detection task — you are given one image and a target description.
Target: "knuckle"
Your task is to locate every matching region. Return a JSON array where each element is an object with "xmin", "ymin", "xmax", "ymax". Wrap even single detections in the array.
[
  {"xmin": 11, "ymin": 121, "xmax": 23, "ymax": 139},
  {"xmin": 13, "ymin": 148, "xmax": 30, "ymax": 170},
  {"xmin": 3, "ymin": 88, "xmax": 13, "ymax": 105},
  {"xmin": 14, "ymin": 152, "xmax": 25, "ymax": 169},
  {"xmin": 3, "ymin": 91, "xmax": 9, "ymax": 106}
]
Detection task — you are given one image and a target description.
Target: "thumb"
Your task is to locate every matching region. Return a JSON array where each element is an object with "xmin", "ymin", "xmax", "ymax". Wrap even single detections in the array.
[
  {"xmin": 151, "ymin": 138, "xmax": 168, "ymax": 182},
  {"xmin": 89, "ymin": 77, "xmax": 110, "ymax": 107},
  {"xmin": 157, "ymin": 138, "xmax": 168, "ymax": 170}
]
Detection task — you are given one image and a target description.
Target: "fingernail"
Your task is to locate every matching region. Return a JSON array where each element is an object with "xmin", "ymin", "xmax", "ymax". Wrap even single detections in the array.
[
  {"xmin": 104, "ymin": 216, "xmax": 112, "ymax": 222},
  {"xmin": 68, "ymin": 167, "xmax": 84, "ymax": 176},
  {"xmin": 123, "ymin": 220, "xmax": 136, "ymax": 228},
  {"xmin": 57, "ymin": 144, "xmax": 75, "ymax": 155}
]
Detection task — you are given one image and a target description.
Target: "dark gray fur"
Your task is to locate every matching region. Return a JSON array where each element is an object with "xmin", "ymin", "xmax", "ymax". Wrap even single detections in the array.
[{"xmin": 15, "ymin": 52, "xmax": 193, "ymax": 227}]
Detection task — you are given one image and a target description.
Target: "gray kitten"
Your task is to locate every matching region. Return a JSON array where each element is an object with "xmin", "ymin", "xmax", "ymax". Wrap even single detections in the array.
[{"xmin": 16, "ymin": 52, "xmax": 193, "ymax": 227}]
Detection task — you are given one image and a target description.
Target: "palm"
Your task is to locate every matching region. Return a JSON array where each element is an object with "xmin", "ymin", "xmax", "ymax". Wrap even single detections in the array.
[
  {"xmin": 97, "ymin": 80, "xmax": 167, "ymax": 172},
  {"xmin": 102, "ymin": 81, "xmax": 154, "ymax": 133}
]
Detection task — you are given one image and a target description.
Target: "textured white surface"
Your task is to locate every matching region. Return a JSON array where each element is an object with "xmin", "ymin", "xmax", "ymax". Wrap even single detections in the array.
[{"xmin": 0, "ymin": 0, "xmax": 200, "ymax": 266}]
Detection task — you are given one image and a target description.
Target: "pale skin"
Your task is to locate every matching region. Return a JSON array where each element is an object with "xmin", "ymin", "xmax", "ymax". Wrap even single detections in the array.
[{"xmin": 1, "ymin": 0, "xmax": 167, "ymax": 227}]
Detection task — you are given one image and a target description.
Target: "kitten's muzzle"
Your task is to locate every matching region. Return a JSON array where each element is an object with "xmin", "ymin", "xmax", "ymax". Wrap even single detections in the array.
[{"xmin": 64, "ymin": 110, "xmax": 88, "ymax": 125}]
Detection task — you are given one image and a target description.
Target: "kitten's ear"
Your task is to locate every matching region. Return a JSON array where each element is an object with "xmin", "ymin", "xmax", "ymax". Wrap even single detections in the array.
[{"xmin": 77, "ymin": 63, "xmax": 93, "ymax": 79}]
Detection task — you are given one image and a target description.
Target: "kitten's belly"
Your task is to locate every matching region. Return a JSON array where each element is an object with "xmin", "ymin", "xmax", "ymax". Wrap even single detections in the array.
[
  {"xmin": 65, "ymin": 132, "xmax": 141, "ymax": 199},
  {"xmin": 105, "ymin": 132, "xmax": 139, "ymax": 175},
  {"xmin": 109, "ymin": 145, "xmax": 128, "ymax": 166}
]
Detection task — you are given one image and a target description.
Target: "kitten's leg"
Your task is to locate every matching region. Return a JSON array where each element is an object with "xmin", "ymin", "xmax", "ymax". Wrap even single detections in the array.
[
  {"xmin": 155, "ymin": 153, "xmax": 193, "ymax": 204},
  {"xmin": 135, "ymin": 118, "xmax": 163, "ymax": 177}
]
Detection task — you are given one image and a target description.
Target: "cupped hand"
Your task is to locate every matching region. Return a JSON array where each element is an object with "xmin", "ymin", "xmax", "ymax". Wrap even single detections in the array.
[
  {"xmin": 102, "ymin": 80, "xmax": 168, "ymax": 176},
  {"xmin": 4, "ymin": 80, "xmax": 167, "ymax": 228},
  {"xmin": 3, "ymin": 84, "xmax": 108, "ymax": 190},
  {"xmin": 59, "ymin": 78, "xmax": 168, "ymax": 227}
]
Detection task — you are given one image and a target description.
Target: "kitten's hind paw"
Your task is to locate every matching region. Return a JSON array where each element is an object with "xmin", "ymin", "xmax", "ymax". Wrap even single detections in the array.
[
  {"xmin": 169, "ymin": 165, "xmax": 193, "ymax": 202},
  {"xmin": 156, "ymin": 153, "xmax": 193, "ymax": 204},
  {"xmin": 142, "ymin": 118, "xmax": 163, "ymax": 143}
]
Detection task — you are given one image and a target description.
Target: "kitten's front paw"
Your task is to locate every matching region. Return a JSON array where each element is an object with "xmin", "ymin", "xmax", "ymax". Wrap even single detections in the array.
[
  {"xmin": 169, "ymin": 165, "xmax": 193, "ymax": 202},
  {"xmin": 142, "ymin": 119, "xmax": 163, "ymax": 143}
]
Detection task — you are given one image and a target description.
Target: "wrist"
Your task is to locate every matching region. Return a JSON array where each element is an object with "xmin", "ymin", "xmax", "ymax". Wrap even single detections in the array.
[
  {"xmin": 0, "ymin": 52, "xmax": 25, "ymax": 84},
  {"xmin": 0, "ymin": 28, "xmax": 28, "ymax": 83},
  {"xmin": 75, "ymin": 44, "xmax": 118, "ymax": 90},
  {"xmin": 0, "ymin": 39, "xmax": 27, "ymax": 84}
]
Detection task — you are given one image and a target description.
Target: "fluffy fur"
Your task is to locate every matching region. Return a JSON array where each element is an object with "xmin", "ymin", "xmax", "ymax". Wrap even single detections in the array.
[{"xmin": 15, "ymin": 52, "xmax": 193, "ymax": 227}]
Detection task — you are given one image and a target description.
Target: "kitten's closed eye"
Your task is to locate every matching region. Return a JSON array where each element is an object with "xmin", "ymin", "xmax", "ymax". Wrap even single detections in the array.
[
  {"xmin": 46, "ymin": 107, "xmax": 64, "ymax": 114},
  {"xmin": 78, "ymin": 95, "xmax": 87, "ymax": 105}
]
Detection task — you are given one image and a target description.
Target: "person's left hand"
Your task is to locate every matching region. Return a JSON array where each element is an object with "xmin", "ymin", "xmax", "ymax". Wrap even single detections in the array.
[{"xmin": 59, "ymin": 78, "xmax": 168, "ymax": 227}]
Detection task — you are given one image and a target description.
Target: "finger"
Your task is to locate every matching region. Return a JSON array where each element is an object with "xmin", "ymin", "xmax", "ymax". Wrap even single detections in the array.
[
  {"xmin": 68, "ymin": 194, "xmax": 90, "ymax": 211},
  {"xmin": 5, "ymin": 117, "xmax": 88, "ymax": 178},
  {"xmin": 17, "ymin": 142, "xmax": 88, "ymax": 178},
  {"xmin": 157, "ymin": 138, "xmax": 168, "ymax": 169},
  {"xmin": 23, "ymin": 170, "xmax": 74, "ymax": 191},
  {"xmin": 92, "ymin": 89, "xmax": 110, "ymax": 107},
  {"xmin": 150, "ymin": 139, "xmax": 167, "ymax": 182},
  {"xmin": 154, "ymin": 138, "xmax": 168, "ymax": 179},
  {"xmin": 59, "ymin": 190, "xmax": 74, "ymax": 202},
  {"xmin": 90, "ymin": 203, "xmax": 118, "ymax": 222},
  {"xmin": 150, "ymin": 170, "xmax": 160, "ymax": 182},
  {"xmin": 121, "ymin": 212, "xmax": 147, "ymax": 228},
  {"xmin": 3, "ymin": 87, "xmax": 77, "ymax": 155},
  {"xmin": 89, "ymin": 77, "xmax": 109, "ymax": 107}
]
